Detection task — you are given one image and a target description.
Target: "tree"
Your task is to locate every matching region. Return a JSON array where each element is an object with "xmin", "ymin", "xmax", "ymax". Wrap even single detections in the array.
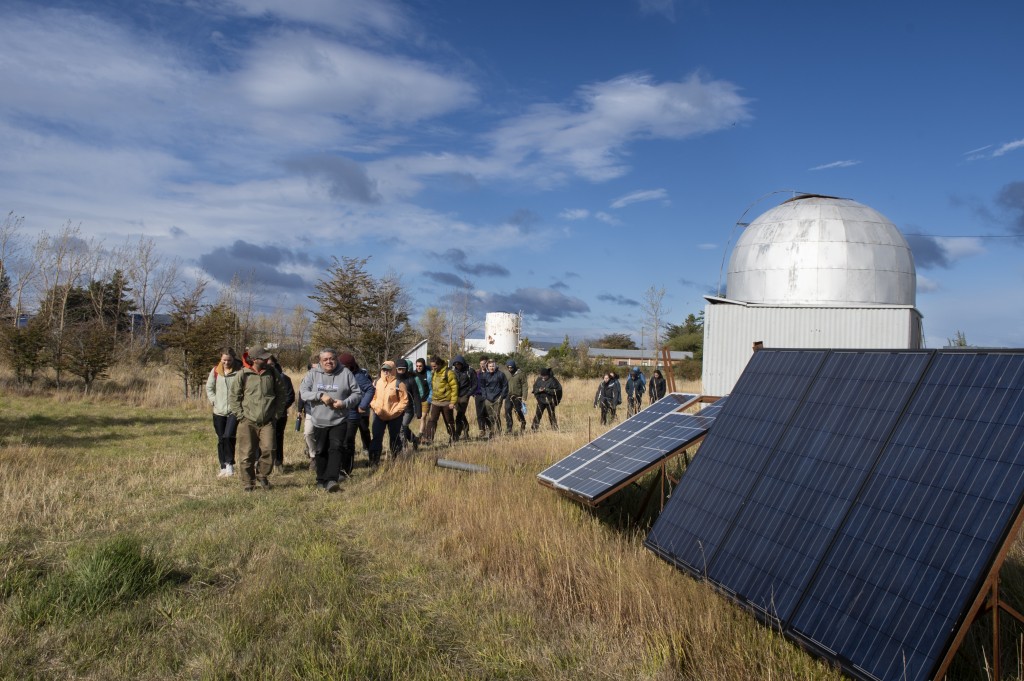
[
  {"xmin": 64, "ymin": 318, "xmax": 116, "ymax": 393},
  {"xmin": 641, "ymin": 284, "xmax": 668, "ymax": 362},
  {"xmin": 947, "ymin": 330, "xmax": 969, "ymax": 348},
  {"xmin": 591, "ymin": 332, "xmax": 637, "ymax": 349},
  {"xmin": 309, "ymin": 257, "xmax": 416, "ymax": 367},
  {"xmin": 0, "ymin": 211, "xmax": 36, "ymax": 326},
  {"xmin": 125, "ymin": 236, "xmax": 179, "ymax": 357},
  {"xmin": 0, "ymin": 318, "xmax": 47, "ymax": 384},
  {"xmin": 161, "ymin": 279, "xmax": 238, "ymax": 399},
  {"xmin": 442, "ymin": 283, "xmax": 478, "ymax": 359},
  {"xmin": 664, "ymin": 311, "xmax": 704, "ymax": 359},
  {"xmin": 419, "ymin": 306, "xmax": 447, "ymax": 359}
]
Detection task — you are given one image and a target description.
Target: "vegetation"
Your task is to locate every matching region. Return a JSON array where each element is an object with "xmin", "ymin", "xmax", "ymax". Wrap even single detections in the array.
[{"xmin": 0, "ymin": 363, "xmax": 1020, "ymax": 680}]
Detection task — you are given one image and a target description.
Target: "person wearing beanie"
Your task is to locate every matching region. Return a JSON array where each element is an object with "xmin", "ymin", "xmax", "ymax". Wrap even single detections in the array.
[
  {"xmin": 450, "ymin": 355, "xmax": 477, "ymax": 442},
  {"xmin": 338, "ymin": 352, "xmax": 374, "ymax": 471},
  {"xmin": 594, "ymin": 372, "xmax": 621, "ymax": 425},
  {"xmin": 395, "ymin": 359, "xmax": 422, "ymax": 451},
  {"xmin": 504, "ymin": 358, "xmax": 528, "ymax": 434},
  {"xmin": 625, "ymin": 366, "xmax": 647, "ymax": 417},
  {"xmin": 531, "ymin": 367, "xmax": 563, "ymax": 431},
  {"xmin": 368, "ymin": 360, "xmax": 409, "ymax": 465}
]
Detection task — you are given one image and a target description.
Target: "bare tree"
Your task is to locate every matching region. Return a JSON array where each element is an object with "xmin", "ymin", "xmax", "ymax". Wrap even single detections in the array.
[
  {"xmin": 641, "ymin": 284, "xmax": 669, "ymax": 365},
  {"xmin": 218, "ymin": 271, "xmax": 262, "ymax": 351},
  {"xmin": 288, "ymin": 304, "xmax": 312, "ymax": 350},
  {"xmin": 0, "ymin": 212, "xmax": 38, "ymax": 325},
  {"xmin": 443, "ymin": 283, "xmax": 478, "ymax": 358},
  {"xmin": 125, "ymin": 236, "xmax": 179, "ymax": 354},
  {"xmin": 419, "ymin": 306, "xmax": 447, "ymax": 359},
  {"xmin": 34, "ymin": 222, "xmax": 99, "ymax": 385}
]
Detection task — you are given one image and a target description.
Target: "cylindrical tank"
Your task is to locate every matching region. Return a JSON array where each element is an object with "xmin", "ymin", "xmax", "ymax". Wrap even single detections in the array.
[
  {"xmin": 485, "ymin": 312, "xmax": 520, "ymax": 355},
  {"xmin": 727, "ymin": 195, "xmax": 916, "ymax": 306}
]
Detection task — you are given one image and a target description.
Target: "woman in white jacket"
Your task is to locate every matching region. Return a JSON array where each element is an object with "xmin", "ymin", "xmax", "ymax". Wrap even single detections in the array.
[{"xmin": 205, "ymin": 347, "xmax": 242, "ymax": 477}]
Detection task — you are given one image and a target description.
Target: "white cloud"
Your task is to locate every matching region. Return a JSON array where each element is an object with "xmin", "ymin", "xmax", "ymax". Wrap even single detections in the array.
[
  {"xmin": 236, "ymin": 32, "xmax": 476, "ymax": 125},
  {"xmin": 935, "ymin": 236, "xmax": 985, "ymax": 260},
  {"xmin": 610, "ymin": 188, "xmax": 668, "ymax": 209},
  {"xmin": 560, "ymin": 209, "xmax": 590, "ymax": 220},
  {"xmin": 224, "ymin": 0, "xmax": 411, "ymax": 36},
  {"xmin": 993, "ymin": 138, "xmax": 1024, "ymax": 157},
  {"xmin": 594, "ymin": 211, "xmax": 622, "ymax": 226},
  {"xmin": 489, "ymin": 72, "xmax": 751, "ymax": 182},
  {"xmin": 810, "ymin": 160, "xmax": 861, "ymax": 171},
  {"xmin": 637, "ymin": 0, "xmax": 676, "ymax": 21},
  {"xmin": 916, "ymin": 274, "xmax": 940, "ymax": 293},
  {"xmin": 697, "ymin": 243, "xmax": 717, "ymax": 250}
]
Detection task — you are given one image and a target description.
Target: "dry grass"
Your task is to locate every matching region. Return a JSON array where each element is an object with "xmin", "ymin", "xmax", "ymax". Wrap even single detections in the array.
[{"xmin": 0, "ymin": 368, "xmax": 1018, "ymax": 679}]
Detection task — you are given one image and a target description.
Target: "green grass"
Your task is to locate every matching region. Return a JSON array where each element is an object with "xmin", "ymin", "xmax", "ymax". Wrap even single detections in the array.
[{"xmin": 1, "ymin": 385, "xmax": 1020, "ymax": 680}]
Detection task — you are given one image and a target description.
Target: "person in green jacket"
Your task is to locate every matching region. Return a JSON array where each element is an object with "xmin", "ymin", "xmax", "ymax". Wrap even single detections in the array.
[
  {"xmin": 206, "ymin": 347, "xmax": 241, "ymax": 478},
  {"xmin": 503, "ymin": 359, "xmax": 528, "ymax": 434},
  {"xmin": 229, "ymin": 348, "xmax": 286, "ymax": 491}
]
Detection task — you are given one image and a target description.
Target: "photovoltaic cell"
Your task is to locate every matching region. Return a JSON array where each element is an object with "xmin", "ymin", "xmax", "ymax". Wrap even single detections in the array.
[
  {"xmin": 538, "ymin": 393, "xmax": 720, "ymax": 503},
  {"xmin": 645, "ymin": 349, "xmax": 1024, "ymax": 681},
  {"xmin": 645, "ymin": 350, "xmax": 827, "ymax": 573}
]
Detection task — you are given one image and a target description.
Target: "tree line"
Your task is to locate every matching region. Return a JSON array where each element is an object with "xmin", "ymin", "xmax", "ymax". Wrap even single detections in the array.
[{"xmin": 1, "ymin": 212, "xmax": 705, "ymax": 395}]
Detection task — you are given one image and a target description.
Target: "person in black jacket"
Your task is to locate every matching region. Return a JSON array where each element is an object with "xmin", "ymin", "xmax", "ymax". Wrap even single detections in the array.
[
  {"xmin": 648, "ymin": 369, "xmax": 667, "ymax": 404},
  {"xmin": 594, "ymin": 372, "xmax": 621, "ymax": 425},
  {"xmin": 450, "ymin": 355, "xmax": 476, "ymax": 442},
  {"xmin": 267, "ymin": 355, "xmax": 295, "ymax": 472},
  {"xmin": 531, "ymin": 368, "xmax": 562, "ymax": 431},
  {"xmin": 395, "ymin": 359, "xmax": 422, "ymax": 452}
]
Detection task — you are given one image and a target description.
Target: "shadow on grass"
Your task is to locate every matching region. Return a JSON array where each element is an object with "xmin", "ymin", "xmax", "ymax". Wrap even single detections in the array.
[{"xmin": 0, "ymin": 413, "xmax": 197, "ymax": 450}]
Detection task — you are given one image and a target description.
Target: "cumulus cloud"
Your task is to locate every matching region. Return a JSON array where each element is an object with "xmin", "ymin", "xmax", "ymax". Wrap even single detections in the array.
[
  {"xmin": 478, "ymin": 288, "xmax": 590, "ymax": 322},
  {"xmin": 432, "ymin": 248, "xmax": 510, "ymax": 277},
  {"xmin": 198, "ymin": 240, "xmax": 327, "ymax": 288},
  {"xmin": 905, "ymin": 234, "xmax": 984, "ymax": 269},
  {"xmin": 598, "ymin": 293, "xmax": 640, "ymax": 306},
  {"xmin": 810, "ymin": 160, "xmax": 861, "ymax": 171},
  {"xmin": 225, "ymin": 0, "xmax": 411, "ymax": 37},
  {"xmin": 283, "ymin": 154, "xmax": 380, "ymax": 203},
  {"xmin": 610, "ymin": 188, "xmax": 669, "ymax": 209},
  {"xmin": 489, "ymin": 72, "xmax": 751, "ymax": 183},
  {"xmin": 422, "ymin": 271, "xmax": 471, "ymax": 288},
  {"xmin": 996, "ymin": 181, "xmax": 1024, "ymax": 235}
]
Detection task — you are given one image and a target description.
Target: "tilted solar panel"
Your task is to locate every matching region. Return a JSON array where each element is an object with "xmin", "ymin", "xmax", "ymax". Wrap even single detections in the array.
[
  {"xmin": 645, "ymin": 350, "xmax": 827, "ymax": 573},
  {"xmin": 645, "ymin": 349, "xmax": 1024, "ymax": 681},
  {"xmin": 537, "ymin": 392, "xmax": 713, "ymax": 503}
]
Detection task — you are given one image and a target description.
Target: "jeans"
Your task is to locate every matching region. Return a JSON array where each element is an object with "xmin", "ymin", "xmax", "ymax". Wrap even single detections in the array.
[{"xmin": 212, "ymin": 413, "xmax": 238, "ymax": 468}]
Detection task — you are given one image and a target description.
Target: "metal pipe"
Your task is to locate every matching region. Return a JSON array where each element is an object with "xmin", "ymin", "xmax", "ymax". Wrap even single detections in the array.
[{"xmin": 435, "ymin": 458, "xmax": 490, "ymax": 474}]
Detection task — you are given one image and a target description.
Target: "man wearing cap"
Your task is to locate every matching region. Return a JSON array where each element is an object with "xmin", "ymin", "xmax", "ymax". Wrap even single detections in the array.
[
  {"xmin": 368, "ymin": 361, "xmax": 410, "ymax": 464},
  {"xmin": 229, "ymin": 348, "xmax": 287, "ymax": 491},
  {"xmin": 299, "ymin": 348, "xmax": 362, "ymax": 492},
  {"xmin": 504, "ymin": 359, "xmax": 528, "ymax": 434}
]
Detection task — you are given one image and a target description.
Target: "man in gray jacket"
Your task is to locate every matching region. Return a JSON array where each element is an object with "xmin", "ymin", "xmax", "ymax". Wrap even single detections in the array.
[{"xmin": 299, "ymin": 348, "xmax": 363, "ymax": 492}]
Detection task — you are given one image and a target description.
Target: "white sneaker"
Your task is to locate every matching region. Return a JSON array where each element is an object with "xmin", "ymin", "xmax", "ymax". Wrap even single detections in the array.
[
  {"xmin": 217, "ymin": 468, "xmax": 228, "ymax": 478},
  {"xmin": 226, "ymin": 464, "xmax": 235, "ymax": 476}
]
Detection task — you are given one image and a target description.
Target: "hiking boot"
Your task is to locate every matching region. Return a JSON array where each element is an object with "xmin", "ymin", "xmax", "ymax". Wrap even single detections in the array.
[
  {"xmin": 243, "ymin": 484, "xmax": 255, "ymax": 492},
  {"xmin": 325, "ymin": 480, "xmax": 340, "ymax": 493},
  {"xmin": 258, "ymin": 477, "xmax": 271, "ymax": 491}
]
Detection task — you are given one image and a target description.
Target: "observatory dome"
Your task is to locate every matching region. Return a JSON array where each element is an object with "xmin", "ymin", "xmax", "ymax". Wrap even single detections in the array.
[{"xmin": 726, "ymin": 195, "xmax": 916, "ymax": 306}]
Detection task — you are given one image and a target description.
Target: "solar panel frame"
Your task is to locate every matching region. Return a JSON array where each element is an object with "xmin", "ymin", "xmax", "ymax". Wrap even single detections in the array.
[
  {"xmin": 537, "ymin": 392, "xmax": 724, "ymax": 505},
  {"xmin": 644, "ymin": 348, "xmax": 1024, "ymax": 681}
]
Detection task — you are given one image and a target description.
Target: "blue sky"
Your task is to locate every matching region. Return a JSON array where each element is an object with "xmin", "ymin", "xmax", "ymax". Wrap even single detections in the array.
[{"xmin": 1, "ymin": 0, "xmax": 1022, "ymax": 347}]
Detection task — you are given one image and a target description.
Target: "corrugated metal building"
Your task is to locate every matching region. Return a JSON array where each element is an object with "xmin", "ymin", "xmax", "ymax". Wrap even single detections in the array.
[{"xmin": 702, "ymin": 194, "xmax": 923, "ymax": 396}]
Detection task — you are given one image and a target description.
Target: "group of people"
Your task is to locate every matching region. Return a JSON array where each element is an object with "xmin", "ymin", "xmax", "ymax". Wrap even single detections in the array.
[
  {"xmin": 206, "ymin": 348, "xmax": 565, "ymax": 492},
  {"xmin": 593, "ymin": 367, "xmax": 667, "ymax": 425}
]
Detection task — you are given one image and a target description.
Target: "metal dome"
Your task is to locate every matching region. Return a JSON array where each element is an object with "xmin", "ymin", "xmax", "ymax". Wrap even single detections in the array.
[{"xmin": 726, "ymin": 195, "xmax": 916, "ymax": 306}]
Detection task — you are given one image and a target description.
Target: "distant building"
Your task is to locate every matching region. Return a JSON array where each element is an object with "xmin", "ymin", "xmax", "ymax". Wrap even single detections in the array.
[{"xmin": 587, "ymin": 347, "xmax": 693, "ymax": 368}]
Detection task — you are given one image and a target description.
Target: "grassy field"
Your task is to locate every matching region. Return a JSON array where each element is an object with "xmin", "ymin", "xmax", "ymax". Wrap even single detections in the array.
[{"xmin": 0, "ymin": 368, "xmax": 1020, "ymax": 679}]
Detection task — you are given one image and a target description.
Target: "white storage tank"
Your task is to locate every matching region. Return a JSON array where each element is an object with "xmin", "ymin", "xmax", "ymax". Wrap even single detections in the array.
[{"xmin": 485, "ymin": 312, "xmax": 520, "ymax": 355}]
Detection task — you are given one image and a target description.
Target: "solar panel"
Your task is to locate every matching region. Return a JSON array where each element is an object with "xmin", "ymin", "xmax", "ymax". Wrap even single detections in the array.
[
  {"xmin": 645, "ymin": 349, "xmax": 1024, "ymax": 681},
  {"xmin": 538, "ymin": 392, "xmax": 719, "ymax": 503}
]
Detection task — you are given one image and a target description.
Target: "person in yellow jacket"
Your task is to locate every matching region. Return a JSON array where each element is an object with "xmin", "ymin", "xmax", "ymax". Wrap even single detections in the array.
[
  {"xmin": 368, "ymin": 361, "xmax": 410, "ymax": 464},
  {"xmin": 423, "ymin": 355, "xmax": 458, "ymax": 445}
]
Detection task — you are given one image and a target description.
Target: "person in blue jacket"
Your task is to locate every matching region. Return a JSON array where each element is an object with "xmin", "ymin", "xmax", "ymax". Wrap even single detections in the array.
[
  {"xmin": 625, "ymin": 367, "xmax": 646, "ymax": 417},
  {"xmin": 339, "ymin": 352, "xmax": 374, "ymax": 472}
]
